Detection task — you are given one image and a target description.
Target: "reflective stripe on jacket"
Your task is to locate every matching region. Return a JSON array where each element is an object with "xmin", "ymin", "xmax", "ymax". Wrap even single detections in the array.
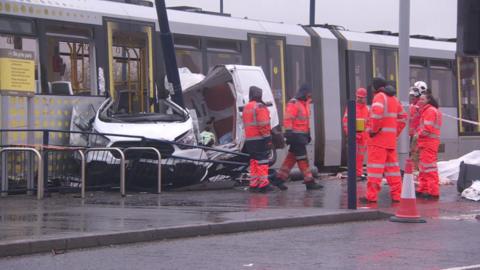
[
  {"xmin": 417, "ymin": 104, "xmax": 442, "ymax": 145},
  {"xmin": 284, "ymin": 98, "xmax": 310, "ymax": 134},
  {"xmin": 367, "ymin": 91, "xmax": 407, "ymax": 149},
  {"xmin": 242, "ymin": 101, "xmax": 271, "ymax": 141}
]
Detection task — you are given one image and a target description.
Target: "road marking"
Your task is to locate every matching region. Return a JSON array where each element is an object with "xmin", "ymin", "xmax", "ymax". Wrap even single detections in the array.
[{"xmin": 442, "ymin": 264, "xmax": 480, "ymax": 270}]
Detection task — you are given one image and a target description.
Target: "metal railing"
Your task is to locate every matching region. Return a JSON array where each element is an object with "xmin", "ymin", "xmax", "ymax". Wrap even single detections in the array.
[
  {"xmin": 85, "ymin": 147, "xmax": 125, "ymax": 197},
  {"xmin": 43, "ymin": 148, "xmax": 86, "ymax": 199},
  {"xmin": 0, "ymin": 147, "xmax": 43, "ymax": 199},
  {"xmin": 124, "ymin": 147, "xmax": 162, "ymax": 193}
]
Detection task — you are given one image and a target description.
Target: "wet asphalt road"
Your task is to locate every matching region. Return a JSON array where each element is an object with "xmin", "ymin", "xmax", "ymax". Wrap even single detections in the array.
[{"xmin": 1, "ymin": 216, "xmax": 479, "ymax": 270}]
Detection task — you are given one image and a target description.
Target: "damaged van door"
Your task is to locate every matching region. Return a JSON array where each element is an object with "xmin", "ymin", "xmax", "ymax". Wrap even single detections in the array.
[{"xmin": 183, "ymin": 65, "xmax": 282, "ymax": 165}]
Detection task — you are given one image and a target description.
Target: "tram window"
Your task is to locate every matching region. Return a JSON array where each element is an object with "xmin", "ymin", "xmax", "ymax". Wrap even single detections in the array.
[
  {"xmin": 457, "ymin": 56, "xmax": 479, "ymax": 134},
  {"xmin": 430, "ymin": 64, "xmax": 454, "ymax": 107},
  {"xmin": 409, "ymin": 65, "xmax": 427, "ymax": 86},
  {"xmin": 206, "ymin": 39, "xmax": 241, "ymax": 53},
  {"xmin": 287, "ymin": 46, "xmax": 307, "ymax": 100},
  {"xmin": 0, "ymin": 34, "xmax": 40, "ymax": 93},
  {"xmin": 207, "ymin": 52, "xmax": 241, "ymax": 68},
  {"xmin": 174, "ymin": 35, "xmax": 201, "ymax": 50},
  {"xmin": 175, "ymin": 49, "xmax": 203, "ymax": 73},
  {"xmin": 372, "ymin": 48, "xmax": 386, "ymax": 79},
  {"xmin": 349, "ymin": 51, "xmax": 368, "ymax": 99},
  {"xmin": 46, "ymin": 39, "xmax": 92, "ymax": 95},
  {"xmin": 372, "ymin": 48, "xmax": 398, "ymax": 92},
  {"xmin": 385, "ymin": 51, "xmax": 398, "ymax": 85},
  {"xmin": 0, "ymin": 17, "xmax": 34, "ymax": 35}
]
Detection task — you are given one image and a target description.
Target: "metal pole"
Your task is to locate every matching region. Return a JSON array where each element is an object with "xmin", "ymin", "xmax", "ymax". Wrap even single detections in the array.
[
  {"xmin": 155, "ymin": 0, "xmax": 185, "ymax": 108},
  {"xmin": 398, "ymin": 0, "xmax": 410, "ymax": 168},
  {"xmin": 220, "ymin": 0, "xmax": 224, "ymax": 14},
  {"xmin": 347, "ymin": 100, "xmax": 357, "ymax": 210},
  {"xmin": 310, "ymin": 0, "xmax": 316, "ymax": 25}
]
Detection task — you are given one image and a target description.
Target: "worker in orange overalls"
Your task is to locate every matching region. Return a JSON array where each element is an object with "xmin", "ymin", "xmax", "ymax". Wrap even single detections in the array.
[
  {"xmin": 415, "ymin": 93, "xmax": 442, "ymax": 200},
  {"xmin": 271, "ymin": 84, "xmax": 323, "ymax": 190},
  {"xmin": 343, "ymin": 88, "xmax": 369, "ymax": 180},
  {"xmin": 408, "ymin": 81, "xmax": 427, "ymax": 169},
  {"xmin": 242, "ymin": 86, "xmax": 273, "ymax": 193},
  {"xmin": 361, "ymin": 78, "xmax": 407, "ymax": 203}
]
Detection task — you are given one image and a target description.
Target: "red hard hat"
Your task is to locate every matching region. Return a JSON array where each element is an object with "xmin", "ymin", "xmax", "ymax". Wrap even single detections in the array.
[{"xmin": 356, "ymin": 88, "xmax": 367, "ymax": 98}]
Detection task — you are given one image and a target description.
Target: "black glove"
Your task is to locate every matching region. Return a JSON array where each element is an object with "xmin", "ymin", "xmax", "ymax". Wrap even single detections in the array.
[{"xmin": 284, "ymin": 130, "xmax": 293, "ymax": 144}]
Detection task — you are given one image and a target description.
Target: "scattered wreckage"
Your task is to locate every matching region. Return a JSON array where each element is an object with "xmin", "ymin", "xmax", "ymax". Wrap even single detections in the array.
[{"xmin": 70, "ymin": 65, "xmax": 282, "ymax": 189}]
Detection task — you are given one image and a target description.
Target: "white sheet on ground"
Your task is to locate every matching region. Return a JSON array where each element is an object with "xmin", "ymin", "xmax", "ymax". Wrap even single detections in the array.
[
  {"xmin": 438, "ymin": 150, "xmax": 480, "ymax": 181},
  {"xmin": 461, "ymin": 180, "xmax": 480, "ymax": 201}
]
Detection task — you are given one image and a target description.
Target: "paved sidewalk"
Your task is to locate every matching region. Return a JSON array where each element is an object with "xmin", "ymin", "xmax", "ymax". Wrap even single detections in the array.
[{"xmin": 0, "ymin": 178, "xmax": 477, "ymax": 257}]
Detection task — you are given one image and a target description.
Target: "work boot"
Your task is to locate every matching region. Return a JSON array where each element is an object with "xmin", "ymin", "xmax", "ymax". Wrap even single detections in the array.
[
  {"xmin": 415, "ymin": 191, "xmax": 429, "ymax": 199},
  {"xmin": 258, "ymin": 184, "xmax": 275, "ymax": 193},
  {"xmin": 248, "ymin": 186, "xmax": 259, "ymax": 193},
  {"xmin": 270, "ymin": 176, "xmax": 288, "ymax": 190},
  {"xmin": 425, "ymin": 194, "xmax": 440, "ymax": 201},
  {"xmin": 305, "ymin": 181, "xmax": 323, "ymax": 190},
  {"xmin": 359, "ymin": 197, "xmax": 376, "ymax": 204}
]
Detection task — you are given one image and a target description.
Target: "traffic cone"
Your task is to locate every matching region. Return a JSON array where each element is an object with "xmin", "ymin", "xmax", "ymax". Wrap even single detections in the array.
[{"xmin": 390, "ymin": 159, "xmax": 426, "ymax": 223}]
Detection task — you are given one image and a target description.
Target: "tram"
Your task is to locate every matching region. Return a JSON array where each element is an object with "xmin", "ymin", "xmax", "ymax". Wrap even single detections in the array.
[{"xmin": 1, "ymin": 0, "xmax": 478, "ymax": 172}]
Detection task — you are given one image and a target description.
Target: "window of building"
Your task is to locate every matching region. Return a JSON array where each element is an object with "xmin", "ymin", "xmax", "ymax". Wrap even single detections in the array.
[
  {"xmin": 44, "ymin": 25, "xmax": 95, "ymax": 95},
  {"xmin": 457, "ymin": 56, "xmax": 479, "ymax": 134}
]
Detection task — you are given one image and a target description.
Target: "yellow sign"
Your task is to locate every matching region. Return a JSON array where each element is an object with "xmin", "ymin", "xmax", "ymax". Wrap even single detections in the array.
[{"xmin": 0, "ymin": 49, "xmax": 35, "ymax": 96}]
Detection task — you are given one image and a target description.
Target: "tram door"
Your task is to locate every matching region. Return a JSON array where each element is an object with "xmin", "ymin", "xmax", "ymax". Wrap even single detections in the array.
[
  {"xmin": 107, "ymin": 22, "xmax": 154, "ymax": 113},
  {"xmin": 250, "ymin": 36, "xmax": 287, "ymax": 119}
]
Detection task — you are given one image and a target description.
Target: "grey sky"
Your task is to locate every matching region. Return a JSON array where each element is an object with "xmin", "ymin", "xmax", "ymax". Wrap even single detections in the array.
[{"xmin": 165, "ymin": 0, "xmax": 457, "ymax": 39}]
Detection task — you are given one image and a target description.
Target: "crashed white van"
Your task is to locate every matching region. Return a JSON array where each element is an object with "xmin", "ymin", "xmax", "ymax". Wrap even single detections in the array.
[{"xmin": 84, "ymin": 65, "xmax": 280, "ymax": 188}]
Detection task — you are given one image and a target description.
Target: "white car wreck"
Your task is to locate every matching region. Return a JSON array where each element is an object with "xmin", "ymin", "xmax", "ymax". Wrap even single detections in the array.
[{"xmin": 73, "ymin": 65, "xmax": 282, "ymax": 189}]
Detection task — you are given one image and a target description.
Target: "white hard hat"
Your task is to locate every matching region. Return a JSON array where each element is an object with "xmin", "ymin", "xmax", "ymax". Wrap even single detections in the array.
[
  {"xmin": 414, "ymin": 81, "xmax": 428, "ymax": 94},
  {"xmin": 409, "ymin": 86, "xmax": 420, "ymax": 97}
]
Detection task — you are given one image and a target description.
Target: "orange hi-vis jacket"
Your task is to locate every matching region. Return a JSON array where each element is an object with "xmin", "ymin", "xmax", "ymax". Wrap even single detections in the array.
[
  {"xmin": 409, "ymin": 102, "xmax": 421, "ymax": 137},
  {"xmin": 417, "ymin": 104, "xmax": 442, "ymax": 146},
  {"xmin": 367, "ymin": 91, "xmax": 407, "ymax": 149},
  {"xmin": 284, "ymin": 98, "xmax": 310, "ymax": 134},
  {"xmin": 342, "ymin": 104, "xmax": 369, "ymax": 134},
  {"xmin": 243, "ymin": 100, "xmax": 271, "ymax": 141}
]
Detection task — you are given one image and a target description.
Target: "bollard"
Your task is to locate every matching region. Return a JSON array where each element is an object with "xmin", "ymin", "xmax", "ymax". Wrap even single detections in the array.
[{"xmin": 347, "ymin": 100, "xmax": 357, "ymax": 210}]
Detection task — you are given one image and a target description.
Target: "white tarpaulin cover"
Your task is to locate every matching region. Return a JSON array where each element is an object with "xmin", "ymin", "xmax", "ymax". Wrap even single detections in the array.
[
  {"xmin": 461, "ymin": 180, "xmax": 480, "ymax": 201},
  {"xmin": 438, "ymin": 150, "xmax": 480, "ymax": 181}
]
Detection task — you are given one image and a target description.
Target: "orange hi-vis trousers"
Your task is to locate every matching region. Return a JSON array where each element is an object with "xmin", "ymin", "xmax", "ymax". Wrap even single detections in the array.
[
  {"xmin": 249, "ymin": 159, "xmax": 269, "ymax": 188},
  {"xmin": 366, "ymin": 145, "xmax": 402, "ymax": 201},
  {"xmin": 356, "ymin": 137, "xmax": 367, "ymax": 176},
  {"xmin": 417, "ymin": 142, "xmax": 440, "ymax": 196}
]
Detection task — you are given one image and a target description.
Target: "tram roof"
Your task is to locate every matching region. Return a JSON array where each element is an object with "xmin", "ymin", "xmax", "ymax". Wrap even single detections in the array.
[
  {"xmin": 339, "ymin": 30, "xmax": 456, "ymax": 59},
  {"xmin": 1, "ymin": 0, "xmax": 310, "ymax": 46}
]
